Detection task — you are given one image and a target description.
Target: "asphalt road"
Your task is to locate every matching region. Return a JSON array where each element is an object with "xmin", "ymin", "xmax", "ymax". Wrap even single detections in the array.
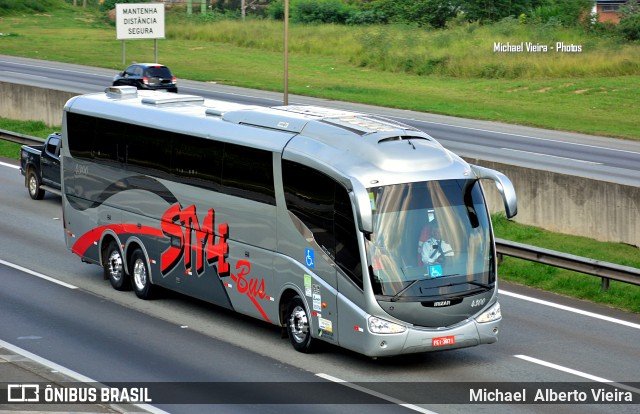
[
  {"xmin": 1, "ymin": 55, "xmax": 639, "ymax": 186},
  {"xmin": 1, "ymin": 156, "xmax": 639, "ymax": 413}
]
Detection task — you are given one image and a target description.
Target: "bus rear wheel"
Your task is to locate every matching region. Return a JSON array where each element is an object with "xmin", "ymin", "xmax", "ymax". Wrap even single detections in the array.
[
  {"xmin": 286, "ymin": 296, "xmax": 316, "ymax": 353},
  {"xmin": 104, "ymin": 241, "xmax": 131, "ymax": 291},
  {"xmin": 131, "ymin": 249, "xmax": 155, "ymax": 300}
]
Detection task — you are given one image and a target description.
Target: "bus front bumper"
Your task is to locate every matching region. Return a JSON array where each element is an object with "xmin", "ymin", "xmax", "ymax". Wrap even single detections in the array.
[{"xmin": 361, "ymin": 311, "xmax": 501, "ymax": 357}]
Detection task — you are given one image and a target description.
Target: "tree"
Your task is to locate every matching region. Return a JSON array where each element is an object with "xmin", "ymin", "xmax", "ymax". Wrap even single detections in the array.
[
  {"xmin": 371, "ymin": 0, "xmax": 461, "ymax": 28},
  {"xmin": 458, "ymin": 0, "xmax": 547, "ymax": 23},
  {"xmin": 618, "ymin": 0, "xmax": 640, "ymax": 40}
]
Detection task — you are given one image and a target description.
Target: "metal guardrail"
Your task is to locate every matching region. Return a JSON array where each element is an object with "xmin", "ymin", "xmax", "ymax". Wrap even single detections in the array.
[
  {"xmin": 0, "ymin": 128, "xmax": 45, "ymax": 146},
  {"xmin": 1, "ymin": 130, "xmax": 639, "ymax": 290},
  {"xmin": 496, "ymin": 238, "xmax": 640, "ymax": 291}
]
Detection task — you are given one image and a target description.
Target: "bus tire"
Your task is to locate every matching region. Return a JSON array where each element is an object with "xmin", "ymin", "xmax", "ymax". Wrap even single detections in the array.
[
  {"xmin": 131, "ymin": 249, "xmax": 155, "ymax": 300},
  {"xmin": 286, "ymin": 296, "xmax": 316, "ymax": 353},
  {"xmin": 27, "ymin": 170, "xmax": 45, "ymax": 200},
  {"xmin": 104, "ymin": 241, "xmax": 131, "ymax": 291}
]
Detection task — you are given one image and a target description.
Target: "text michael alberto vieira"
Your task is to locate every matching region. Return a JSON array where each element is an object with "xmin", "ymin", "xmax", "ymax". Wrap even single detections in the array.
[{"xmin": 470, "ymin": 387, "xmax": 633, "ymax": 403}]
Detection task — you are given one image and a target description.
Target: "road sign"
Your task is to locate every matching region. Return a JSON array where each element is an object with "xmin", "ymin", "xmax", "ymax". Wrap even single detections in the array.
[{"xmin": 116, "ymin": 3, "xmax": 165, "ymax": 40}]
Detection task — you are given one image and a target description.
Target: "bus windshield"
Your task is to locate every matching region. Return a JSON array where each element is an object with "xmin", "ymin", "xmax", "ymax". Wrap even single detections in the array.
[{"xmin": 366, "ymin": 179, "xmax": 494, "ymax": 299}]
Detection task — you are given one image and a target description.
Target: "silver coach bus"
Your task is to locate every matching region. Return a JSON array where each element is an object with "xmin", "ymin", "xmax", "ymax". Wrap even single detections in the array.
[{"xmin": 60, "ymin": 86, "xmax": 517, "ymax": 357}]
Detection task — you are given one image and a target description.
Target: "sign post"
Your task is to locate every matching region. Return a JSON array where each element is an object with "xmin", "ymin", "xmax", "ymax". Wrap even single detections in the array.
[{"xmin": 115, "ymin": 3, "xmax": 165, "ymax": 64}]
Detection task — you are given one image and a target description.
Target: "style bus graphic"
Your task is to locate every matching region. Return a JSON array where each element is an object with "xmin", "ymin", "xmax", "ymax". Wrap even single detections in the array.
[
  {"xmin": 160, "ymin": 204, "xmax": 229, "ymax": 277},
  {"xmin": 160, "ymin": 203, "xmax": 270, "ymax": 322}
]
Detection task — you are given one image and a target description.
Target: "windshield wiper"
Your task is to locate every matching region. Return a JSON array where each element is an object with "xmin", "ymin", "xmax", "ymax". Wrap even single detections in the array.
[
  {"xmin": 388, "ymin": 274, "xmax": 472, "ymax": 301},
  {"xmin": 390, "ymin": 279, "xmax": 424, "ymax": 302}
]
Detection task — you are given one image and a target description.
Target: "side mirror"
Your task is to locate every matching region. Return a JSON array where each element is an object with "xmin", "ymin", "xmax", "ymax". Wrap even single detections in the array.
[
  {"xmin": 471, "ymin": 165, "xmax": 518, "ymax": 218},
  {"xmin": 350, "ymin": 180, "xmax": 373, "ymax": 234}
]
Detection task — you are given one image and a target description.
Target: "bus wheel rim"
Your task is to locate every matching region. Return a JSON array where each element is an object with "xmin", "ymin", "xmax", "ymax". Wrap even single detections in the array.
[
  {"xmin": 108, "ymin": 251, "xmax": 123, "ymax": 281},
  {"xmin": 289, "ymin": 306, "xmax": 309, "ymax": 343},
  {"xmin": 133, "ymin": 259, "xmax": 147, "ymax": 290}
]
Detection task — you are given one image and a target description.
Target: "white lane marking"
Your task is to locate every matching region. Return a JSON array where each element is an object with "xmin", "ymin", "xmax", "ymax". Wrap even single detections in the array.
[
  {"xmin": 0, "ymin": 161, "xmax": 20, "ymax": 169},
  {"xmin": 500, "ymin": 148, "xmax": 603, "ymax": 164},
  {"xmin": 0, "ymin": 259, "xmax": 77, "ymax": 289},
  {"xmin": 0, "ymin": 339, "xmax": 170, "ymax": 414},
  {"xmin": 0, "ymin": 60, "xmax": 107, "ymax": 77},
  {"xmin": 500, "ymin": 289, "xmax": 640, "ymax": 330},
  {"xmin": 0, "ymin": 70, "xmax": 49, "ymax": 80},
  {"xmin": 316, "ymin": 373, "xmax": 438, "ymax": 414},
  {"xmin": 394, "ymin": 116, "xmax": 640, "ymax": 156},
  {"xmin": 515, "ymin": 355, "xmax": 640, "ymax": 395}
]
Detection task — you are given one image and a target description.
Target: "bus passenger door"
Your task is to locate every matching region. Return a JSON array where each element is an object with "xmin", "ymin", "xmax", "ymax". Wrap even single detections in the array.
[{"xmin": 301, "ymin": 245, "xmax": 339, "ymax": 344}]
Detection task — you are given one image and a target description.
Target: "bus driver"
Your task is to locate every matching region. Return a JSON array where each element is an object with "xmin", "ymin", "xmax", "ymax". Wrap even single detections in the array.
[{"xmin": 418, "ymin": 221, "xmax": 454, "ymax": 266}]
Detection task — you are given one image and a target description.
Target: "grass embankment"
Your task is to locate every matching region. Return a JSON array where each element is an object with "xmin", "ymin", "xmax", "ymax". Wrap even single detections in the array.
[
  {"xmin": 492, "ymin": 214, "xmax": 640, "ymax": 313},
  {"xmin": 0, "ymin": 5, "xmax": 639, "ymax": 139},
  {"xmin": 0, "ymin": 119, "xmax": 58, "ymax": 159}
]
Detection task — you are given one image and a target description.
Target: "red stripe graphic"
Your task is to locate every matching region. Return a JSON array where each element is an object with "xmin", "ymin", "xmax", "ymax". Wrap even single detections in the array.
[{"xmin": 71, "ymin": 224, "xmax": 163, "ymax": 257}]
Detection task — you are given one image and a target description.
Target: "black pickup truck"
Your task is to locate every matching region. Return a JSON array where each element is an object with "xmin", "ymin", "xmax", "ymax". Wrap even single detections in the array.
[{"xmin": 20, "ymin": 132, "xmax": 62, "ymax": 200}]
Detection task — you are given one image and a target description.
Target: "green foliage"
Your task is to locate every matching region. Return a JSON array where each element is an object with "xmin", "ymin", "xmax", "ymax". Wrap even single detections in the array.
[
  {"xmin": 100, "ymin": 0, "xmax": 152, "ymax": 12},
  {"xmin": 459, "ymin": 0, "xmax": 547, "ymax": 23},
  {"xmin": 267, "ymin": 0, "xmax": 355, "ymax": 23},
  {"xmin": 346, "ymin": 10, "xmax": 387, "ymax": 25},
  {"xmin": 618, "ymin": 0, "xmax": 640, "ymax": 41},
  {"xmin": 0, "ymin": 0, "xmax": 61, "ymax": 15},
  {"xmin": 266, "ymin": 0, "xmax": 285, "ymax": 20},
  {"xmin": 518, "ymin": 13, "xmax": 527, "ymax": 25},
  {"xmin": 189, "ymin": 8, "xmax": 242, "ymax": 23},
  {"xmin": 370, "ymin": 0, "xmax": 459, "ymax": 28},
  {"xmin": 0, "ymin": 118, "xmax": 58, "ymax": 160},
  {"xmin": 293, "ymin": 0, "xmax": 355, "ymax": 23},
  {"xmin": 529, "ymin": 0, "xmax": 593, "ymax": 27},
  {"xmin": 492, "ymin": 213, "xmax": 640, "ymax": 313}
]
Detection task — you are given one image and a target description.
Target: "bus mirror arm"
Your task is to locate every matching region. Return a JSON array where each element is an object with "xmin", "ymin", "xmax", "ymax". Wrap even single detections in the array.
[
  {"xmin": 350, "ymin": 180, "xmax": 373, "ymax": 233},
  {"xmin": 470, "ymin": 165, "xmax": 518, "ymax": 219}
]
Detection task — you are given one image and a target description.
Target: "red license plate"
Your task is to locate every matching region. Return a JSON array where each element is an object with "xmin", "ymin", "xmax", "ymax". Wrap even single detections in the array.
[{"xmin": 432, "ymin": 336, "xmax": 455, "ymax": 347}]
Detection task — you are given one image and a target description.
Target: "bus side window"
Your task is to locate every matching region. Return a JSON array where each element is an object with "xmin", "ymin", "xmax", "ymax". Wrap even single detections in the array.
[
  {"xmin": 335, "ymin": 186, "xmax": 363, "ymax": 289},
  {"xmin": 282, "ymin": 160, "xmax": 335, "ymax": 257},
  {"xmin": 222, "ymin": 143, "xmax": 275, "ymax": 205},
  {"xmin": 124, "ymin": 123, "xmax": 172, "ymax": 177},
  {"xmin": 66, "ymin": 112, "xmax": 95, "ymax": 160},
  {"xmin": 95, "ymin": 118, "xmax": 123, "ymax": 164},
  {"xmin": 283, "ymin": 160, "xmax": 363, "ymax": 289}
]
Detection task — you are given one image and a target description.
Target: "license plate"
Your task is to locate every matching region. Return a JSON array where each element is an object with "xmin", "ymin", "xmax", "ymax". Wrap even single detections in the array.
[{"xmin": 432, "ymin": 335, "xmax": 455, "ymax": 347}]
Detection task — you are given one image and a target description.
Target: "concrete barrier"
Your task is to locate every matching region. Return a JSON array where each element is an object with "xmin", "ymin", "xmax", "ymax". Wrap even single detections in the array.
[
  {"xmin": 466, "ymin": 158, "xmax": 639, "ymax": 248},
  {"xmin": 1, "ymin": 81, "xmax": 637, "ymax": 247},
  {"xmin": 0, "ymin": 82, "xmax": 77, "ymax": 127}
]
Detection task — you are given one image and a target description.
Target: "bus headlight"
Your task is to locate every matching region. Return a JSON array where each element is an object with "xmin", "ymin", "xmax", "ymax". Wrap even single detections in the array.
[
  {"xmin": 475, "ymin": 302, "xmax": 501, "ymax": 323},
  {"xmin": 368, "ymin": 316, "xmax": 406, "ymax": 334}
]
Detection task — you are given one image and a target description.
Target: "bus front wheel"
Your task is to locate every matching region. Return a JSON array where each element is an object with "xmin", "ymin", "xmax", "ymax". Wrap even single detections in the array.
[{"xmin": 286, "ymin": 296, "xmax": 316, "ymax": 353}]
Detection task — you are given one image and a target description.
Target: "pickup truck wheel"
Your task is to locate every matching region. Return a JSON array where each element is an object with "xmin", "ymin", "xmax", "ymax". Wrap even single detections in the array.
[
  {"xmin": 131, "ymin": 249, "xmax": 155, "ymax": 300},
  {"xmin": 104, "ymin": 241, "xmax": 131, "ymax": 291},
  {"xmin": 27, "ymin": 170, "xmax": 45, "ymax": 200}
]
